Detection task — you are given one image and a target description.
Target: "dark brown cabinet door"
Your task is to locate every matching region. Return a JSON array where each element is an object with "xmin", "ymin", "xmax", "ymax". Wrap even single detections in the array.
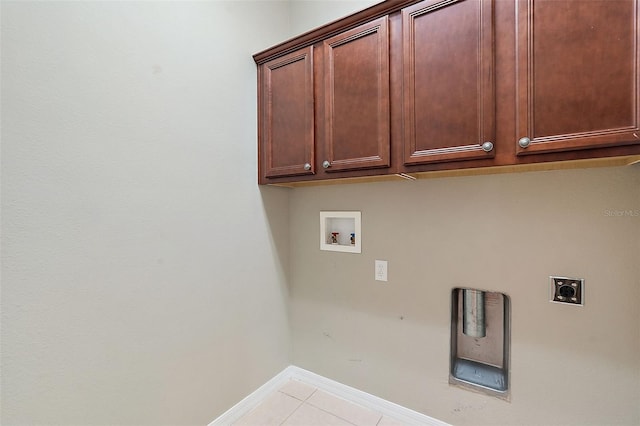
[
  {"xmin": 259, "ymin": 46, "xmax": 314, "ymax": 180},
  {"xmin": 515, "ymin": 0, "xmax": 640, "ymax": 155},
  {"xmin": 402, "ymin": 0, "xmax": 495, "ymax": 165},
  {"xmin": 321, "ymin": 17, "xmax": 390, "ymax": 173}
]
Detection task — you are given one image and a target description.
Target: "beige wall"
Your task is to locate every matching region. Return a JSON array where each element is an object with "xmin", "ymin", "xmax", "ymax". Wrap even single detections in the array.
[
  {"xmin": 289, "ymin": 166, "xmax": 640, "ymax": 425},
  {"xmin": 1, "ymin": 2, "xmax": 292, "ymax": 424},
  {"xmin": 288, "ymin": 0, "xmax": 380, "ymax": 35}
]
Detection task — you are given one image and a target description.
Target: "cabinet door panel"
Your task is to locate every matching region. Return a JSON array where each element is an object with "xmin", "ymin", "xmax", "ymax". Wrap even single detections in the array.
[
  {"xmin": 261, "ymin": 47, "xmax": 314, "ymax": 179},
  {"xmin": 516, "ymin": 0, "xmax": 640, "ymax": 155},
  {"xmin": 403, "ymin": 0, "xmax": 495, "ymax": 165},
  {"xmin": 323, "ymin": 17, "xmax": 390, "ymax": 172}
]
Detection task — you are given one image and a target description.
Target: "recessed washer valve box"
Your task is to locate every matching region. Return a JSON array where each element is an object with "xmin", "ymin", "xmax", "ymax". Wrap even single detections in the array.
[{"xmin": 550, "ymin": 276, "xmax": 584, "ymax": 306}]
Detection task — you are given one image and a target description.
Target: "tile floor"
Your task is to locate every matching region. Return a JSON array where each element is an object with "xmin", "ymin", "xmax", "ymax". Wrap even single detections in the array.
[{"xmin": 233, "ymin": 380, "xmax": 405, "ymax": 426}]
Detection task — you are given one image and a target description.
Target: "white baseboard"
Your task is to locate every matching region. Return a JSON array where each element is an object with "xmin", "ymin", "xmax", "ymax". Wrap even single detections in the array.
[
  {"xmin": 209, "ymin": 365, "xmax": 449, "ymax": 426},
  {"xmin": 208, "ymin": 366, "xmax": 298, "ymax": 426}
]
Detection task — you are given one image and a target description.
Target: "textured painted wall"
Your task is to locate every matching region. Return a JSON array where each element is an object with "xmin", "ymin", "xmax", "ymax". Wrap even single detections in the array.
[
  {"xmin": 289, "ymin": 167, "xmax": 640, "ymax": 425},
  {"xmin": 1, "ymin": 2, "xmax": 291, "ymax": 424},
  {"xmin": 288, "ymin": 0, "xmax": 380, "ymax": 35}
]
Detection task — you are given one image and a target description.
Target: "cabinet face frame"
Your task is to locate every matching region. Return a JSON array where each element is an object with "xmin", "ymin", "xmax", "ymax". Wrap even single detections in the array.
[
  {"xmin": 322, "ymin": 16, "xmax": 391, "ymax": 173},
  {"xmin": 260, "ymin": 46, "xmax": 315, "ymax": 180},
  {"xmin": 515, "ymin": 0, "xmax": 640, "ymax": 155},
  {"xmin": 402, "ymin": 0, "xmax": 496, "ymax": 165}
]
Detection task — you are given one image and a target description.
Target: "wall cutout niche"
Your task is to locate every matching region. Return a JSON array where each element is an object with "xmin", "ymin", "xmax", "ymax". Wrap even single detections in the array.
[
  {"xmin": 450, "ymin": 288, "xmax": 511, "ymax": 400},
  {"xmin": 320, "ymin": 211, "xmax": 361, "ymax": 253}
]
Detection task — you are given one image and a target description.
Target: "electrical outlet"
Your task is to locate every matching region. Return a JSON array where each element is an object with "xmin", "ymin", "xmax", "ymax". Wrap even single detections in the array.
[
  {"xmin": 375, "ymin": 260, "xmax": 388, "ymax": 282},
  {"xmin": 550, "ymin": 276, "xmax": 584, "ymax": 306}
]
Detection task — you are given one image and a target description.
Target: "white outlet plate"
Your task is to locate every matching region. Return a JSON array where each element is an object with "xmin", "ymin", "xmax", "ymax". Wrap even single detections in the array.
[{"xmin": 375, "ymin": 260, "xmax": 388, "ymax": 282}]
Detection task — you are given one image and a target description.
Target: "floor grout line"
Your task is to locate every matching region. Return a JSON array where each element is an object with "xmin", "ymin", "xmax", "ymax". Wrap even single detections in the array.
[
  {"xmin": 305, "ymin": 388, "xmax": 318, "ymax": 401},
  {"xmin": 276, "ymin": 397, "xmax": 304, "ymax": 426},
  {"xmin": 306, "ymin": 388, "xmax": 384, "ymax": 426},
  {"xmin": 278, "ymin": 383, "xmax": 318, "ymax": 403},
  {"xmin": 276, "ymin": 381, "xmax": 319, "ymax": 426},
  {"xmin": 236, "ymin": 379, "xmax": 400, "ymax": 426},
  {"xmin": 278, "ymin": 384, "xmax": 360, "ymax": 426},
  {"xmin": 304, "ymin": 402, "xmax": 361, "ymax": 426},
  {"xmin": 214, "ymin": 369, "xmax": 445, "ymax": 426}
]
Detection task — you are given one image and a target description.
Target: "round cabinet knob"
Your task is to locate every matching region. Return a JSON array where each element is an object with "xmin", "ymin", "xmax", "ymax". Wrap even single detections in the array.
[
  {"xmin": 481, "ymin": 141, "xmax": 494, "ymax": 152},
  {"xmin": 303, "ymin": 163, "xmax": 311, "ymax": 171},
  {"xmin": 518, "ymin": 137, "xmax": 531, "ymax": 148},
  {"xmin": 322, "ymin": 160, "xmax": 331, "ymax": 169}
]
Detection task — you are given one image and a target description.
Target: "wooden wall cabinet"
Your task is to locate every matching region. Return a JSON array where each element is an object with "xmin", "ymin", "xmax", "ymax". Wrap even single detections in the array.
[
  {"xmin": 514, "ymin": 0, "xmax": 640, "ymax": 156},
  {"xmin": 321, "ymin": 17, "xmax": 391, "ymax": 173},
  {"xmin": 259, "ymin": 47, "xmax": 314, "ymax": 181},
  {"xmin": 402, "ymin": 0, "xmax": 495, "ymax": 165},
  {"xmin": 258, "ymin": 17, "xmax": 392, "ymax": 185},
  {"xmin": 254, "ymin": 0, "xmax": 640, "ymax": 186}
]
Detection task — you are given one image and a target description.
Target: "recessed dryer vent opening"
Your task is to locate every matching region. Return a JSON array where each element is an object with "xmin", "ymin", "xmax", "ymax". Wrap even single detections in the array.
[{"xmin": 450, "ymin": 288, "xmax": 511, "ymax": 400}]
